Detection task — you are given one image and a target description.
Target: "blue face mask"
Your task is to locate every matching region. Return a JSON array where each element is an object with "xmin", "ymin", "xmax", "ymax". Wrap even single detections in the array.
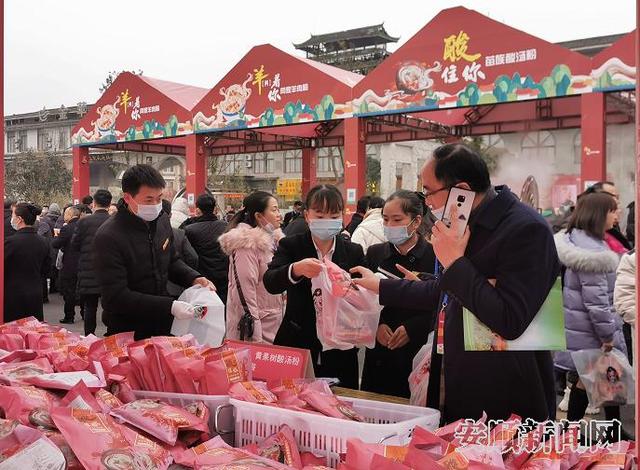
[
  {"xmin": 309, "ymin": 218, "xmax": 343, "ymax": 241},
  {"xmin": 384, "ymin": 219, "xmax": 416, "ymax": 246}
]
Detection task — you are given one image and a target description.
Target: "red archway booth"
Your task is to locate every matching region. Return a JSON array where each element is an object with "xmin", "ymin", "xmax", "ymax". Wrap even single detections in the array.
[{"xmin": 70, "ymin": 72, "xmax": 209, "ymax": 202}]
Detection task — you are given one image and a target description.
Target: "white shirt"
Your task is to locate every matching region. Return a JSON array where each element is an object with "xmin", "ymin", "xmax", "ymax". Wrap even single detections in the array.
[{"xmin": 287, "ymin": 236, "xmax": 336, "ymax": 284}]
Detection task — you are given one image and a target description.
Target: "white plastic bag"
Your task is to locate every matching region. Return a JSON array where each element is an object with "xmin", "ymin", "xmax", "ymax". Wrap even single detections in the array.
[
  {"xmin": 311, "ymin": 258, "xmax": 382, "ymax": 351},
  {"xmin": 171, "ymin": 285, "xmax": 226, "ymax": 346},
  {"xmin": 409, "ymin": 333, "xmax": 433, "ymax": 407},
  {"xmin": 571, "ymin": 348, "xmax": 635, "ymax": 407}
]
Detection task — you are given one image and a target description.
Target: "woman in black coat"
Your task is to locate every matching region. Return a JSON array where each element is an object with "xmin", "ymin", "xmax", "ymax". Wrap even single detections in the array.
[
  {"xmin": 264, "ymin": 185, "xmax": 365, "ymax": 389},
  {"xmin": 361, "ymin": 191, "xmax": 436, "ymax": 398},
  {"xmin": 4, "ymin": 203, "xmax": 50, "ymax": 322}
]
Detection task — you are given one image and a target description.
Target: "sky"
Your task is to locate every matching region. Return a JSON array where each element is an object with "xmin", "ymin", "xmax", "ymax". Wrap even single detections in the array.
[{"xmin": 4, "ymin": 0, "xmax": 636, "ymax": 115}]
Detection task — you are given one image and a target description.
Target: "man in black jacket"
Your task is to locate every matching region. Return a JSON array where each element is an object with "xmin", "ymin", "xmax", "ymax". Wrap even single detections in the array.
[
  {"xmin": 71, "ymin": 189, "xmax": 112, "ymax": 335},
  {"xmin": 282, "ymin": 201, "xmax": 303, "ymax": 229},
  {"xmin": 345, "ymin": 195, "xmax": 370, "ymax": 235},
  {"xmin": 4, "ymin": 200, "xmax": 16, "ymax": 238},
  {"xmin": 52, "ymin": 205, "xmax": 82, "ymax": 324},
  {"xmin": 93, "ymin": 165, "xmax": 214, "ymax": 340},
  {"xmin": 184, "ymin": 194, "xmax": 229, "ymax": 304},
  {"xmin": 353, "ymin": 143, "xmax": 560, "ymax": 424}
]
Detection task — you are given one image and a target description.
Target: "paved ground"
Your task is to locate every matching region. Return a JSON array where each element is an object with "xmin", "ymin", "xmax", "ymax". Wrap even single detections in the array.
[{"xmin": 42, "ymin": 290, "xmax": 636, "ymax": 436}]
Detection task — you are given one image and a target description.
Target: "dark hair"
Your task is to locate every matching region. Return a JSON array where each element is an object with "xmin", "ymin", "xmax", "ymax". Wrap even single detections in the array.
[
  {"xmin": 14, "ymin": 203, "xmax": 42, "ymax": 226},
  {"xmin": 368, "ymin": 196, "xmax": 385, "ymax": 210},
  {"xmin": 227, "ymin": 191, "xmax": 275, "ymax": 231},
  {"xmin": 356, "ymin": 196, "xmax": 371, "ymax": 214},
  {"xmin": 77, "ymin": 204, "xmax": 92, "ymax": 215},
  {"xmin": 93, "ymin": 189, "xmax": 112, "ymax": 208},
  {"xmin": 81, "ymin": 195, "xmax": 93, "ymax": 205},
  {"xmin": 582, "ymin": 181, "xmax": 617, "ymax": 200},
  {"xmin": 4, "ymin": 199, "xmax": 15, "ymax": 210},
  {"xmin": 121, "ymin": 164, "xmax": 166, "ymax": 196},
  {"xmin": 385, "ymin": 190, "xmax": 427, "ymax": 235},
  {"xmin": 293, "ymin": 200, "xmax": 303, "ymax": 208},
  {"xmin": 305, "ymin": 184, "xmax": 344, "ymax": 214},
  {"xmin": 196, "ymin": 194, "xmax": 216, "ymax": 215},
  {"xmin": 161, "ymin": 199, "xmax": 172, "ymax": 216},
  {"xmin": 432, "ymin": 143, "xmax": 491, "ymax": 193},
  {"xmin": 567, "ymin": 192, "xmax": 618, "ymax": 240}
]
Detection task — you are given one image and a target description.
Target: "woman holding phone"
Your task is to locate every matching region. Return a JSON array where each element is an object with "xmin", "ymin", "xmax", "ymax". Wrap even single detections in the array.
[
  {"xmin": 264, "ymin": 184, "xmax": 365, "ymax": 388},
  {"xmin": 361, "ymin": 190, "xmax": 436, "ymax": 397}
]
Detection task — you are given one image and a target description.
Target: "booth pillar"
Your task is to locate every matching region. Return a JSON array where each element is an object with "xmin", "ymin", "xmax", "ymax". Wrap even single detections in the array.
[
  {"xmin": 343, "ymin": 118, "xmax": 367, "ymax": 221},
  {"xmin": 72, "ymin": 146, "xmax": 90, "ymax": 204},
  {"xmin": 185, "ymin": 134, "xmax": 207, "ymax": 206},
  {"xmin": 580, "ymin": 92, "xmax": 607, "ymax": 191},
  {"xmin": 301, "ymin": 147, "xmax": 317, "ymax": 197}
]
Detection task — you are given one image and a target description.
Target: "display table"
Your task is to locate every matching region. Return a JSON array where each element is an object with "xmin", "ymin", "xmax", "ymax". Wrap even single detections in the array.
[{"xmin": 333, "ymin": 386, "xmax": 410, "ymax": 405}]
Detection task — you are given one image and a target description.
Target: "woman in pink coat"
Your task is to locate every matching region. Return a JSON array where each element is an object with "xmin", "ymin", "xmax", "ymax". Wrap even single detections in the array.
[{"xmin": 218, "ymin": 191, "xmax": 285, "ymax": 343}]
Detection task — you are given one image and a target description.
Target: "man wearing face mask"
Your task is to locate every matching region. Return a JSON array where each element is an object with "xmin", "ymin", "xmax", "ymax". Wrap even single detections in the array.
[
  {"xmin": 352, "ymin": 143, "xmax": 560, "ymax": 424},
  {"xmin": 93, "ymin": 164, "xmax": 214, "ymax": 340}
]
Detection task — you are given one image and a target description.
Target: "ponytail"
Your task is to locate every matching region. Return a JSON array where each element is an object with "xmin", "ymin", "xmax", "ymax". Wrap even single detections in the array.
[{"xmin": 226, "ymin": 208, "xmax": 248, "ymax": 232}]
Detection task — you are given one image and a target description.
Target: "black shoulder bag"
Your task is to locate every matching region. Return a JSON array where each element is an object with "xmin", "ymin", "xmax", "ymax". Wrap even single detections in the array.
[{"xmin": 231, "ymin": 252, "xmax": 255, "ymax": 341}]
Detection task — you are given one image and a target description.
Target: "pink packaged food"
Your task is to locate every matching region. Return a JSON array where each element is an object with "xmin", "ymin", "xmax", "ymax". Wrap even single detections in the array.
[
  {"xmin": 0, "ymin": 418, "xmax": 66, "ymax": 468},
  {"xmin": 164, "ymin": 347, "xmax": 203, "ymax": 394},
  {"xmin": 243, "ymin": 424, "xmax": 303, "ymax": 469},
  {"xmin": 181, "ymin": 400, "xmax": 212, "ymax": 446},
  {"xmin": 344, "ymin": 438, "xmax": 408, "ymax": 469},
  {"xmin": 60, "ymin": 381, "xmax": 103, "ymax": 412},
  {"xmin": 301, "ymin": 452, "xmax": 327, "ymax": 467},
  {"xmin": 0, "ymin": 349, "xmax": 38, "ymax": 364},
  {"xmin": 229, "ymin": 381, "xmax": 278, "ymax": 404},
  {"xmin": 0, "ymin": 384, "xmax": 60, "ymax": 428},
  {"xmin": 0, "ymin": 333, "xmax": 25, "ymax": 351},
  {"xmin": 110, "ymin": 399, "xmax": 209, "ymax": 446},
  {"xmin": 298, "ymin": 388, "xmax": 364, "ymax": 421},
  {"xmin": 107, "ymin": 373, "xmax": 137, "ymax": 403},
  {"xmin": 23, "ymin": 365, "xmax": 106, "ymax": 391},
  {"xmin": 87, "ymin": 332, "xmax": 135, "ymax": 362},
  {"xmin": 51, "ymin": 406, "xmax": 171, "ymax": 470},
  {"xmin": 42, "ymin": 429, "xmax": 84, "ymax": 470},
  {"xmin": 175, "ymin": 435, "xmax": 292, "ymax": 469},
  {"xmin": 94, "ymin": 388, "xmax": 124, "ymax": 413},
  {"xmin": 204, "ymin": 348, "xmax": 252, "ymax": 395},
  {"xmin": 0, "ymin": 357, "xmax": 54, "ymax": 384},
  {"xmin": 26, "ymin": 329, "xmax": 80, "ymax": 351}
]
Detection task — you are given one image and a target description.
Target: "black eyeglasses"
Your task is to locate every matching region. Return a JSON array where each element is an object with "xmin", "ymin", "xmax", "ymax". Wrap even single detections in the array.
[{"xmin": 421, "ymin": 186, "xmax": 450, "ymax": 198}]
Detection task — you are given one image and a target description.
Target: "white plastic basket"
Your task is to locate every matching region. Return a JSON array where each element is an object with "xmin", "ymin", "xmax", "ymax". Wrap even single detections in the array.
[
  {"xmin": 231, "ymin": 397, "xmax": 440, "ymax": 467},
  {"xmin": 133, "ymin": 390, "xmax": 234, "ymax": 445}
]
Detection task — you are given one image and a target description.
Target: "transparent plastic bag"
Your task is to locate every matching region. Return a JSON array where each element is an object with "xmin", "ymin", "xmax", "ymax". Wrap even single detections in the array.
[
  {"xmin": 408, "ymin": 334, "xmax": 433, "ymax": 407},
  {"xmin": 571, "ymin": 348, "xmax": 635, "ymax": 407},
  {"xmin": 311, "ymin": 258, "xmax": 382, "ymax": 351},
  {"xmin": 171, "ymin": 286, "xmax": 226, "ymax": 347}
]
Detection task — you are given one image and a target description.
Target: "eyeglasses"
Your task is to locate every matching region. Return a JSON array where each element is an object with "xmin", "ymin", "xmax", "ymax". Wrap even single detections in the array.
[{"xmin": 421, "ymin": 186, "xmax": 450, "ymax": 198}]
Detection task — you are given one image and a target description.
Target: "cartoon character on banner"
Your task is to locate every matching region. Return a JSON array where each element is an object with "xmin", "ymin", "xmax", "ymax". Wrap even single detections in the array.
[
  {"xmin": 73, "ymin": 96, "xmax": 122, "ymax": 143},
  {"xmin": 193, "ymin": 73, "xmax": 255, "ymax": 130}
]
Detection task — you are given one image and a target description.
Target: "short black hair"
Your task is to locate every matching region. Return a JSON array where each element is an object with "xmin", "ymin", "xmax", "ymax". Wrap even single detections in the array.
[
  {"xmin": 4, "ymin": 199, "xmax": 15, "ymax": 210},
  {"xmin": 368, "ymin": 196, "xmax": 385, "ymax": 209},
  {"xmin": 305, "ymin": 184, "xmax": 344, "ymax": 214},
  {"xmin": 14, "ymin": 203, "xmax": 42, "ymax": 225},
  {"xmin": 93, "ymin": 189, "xmax": 112, "ymax": 208},
  {"xmin": 196, "ymin": 194, "xmax": 216, "ymax": 214},
  {"xmin": 293, "ymin": 200, "xmax": 304, "ymax": 208},
  {"xmin": 81, "ymin": 195, "xmax": 93, "ymax": 205},
  {"xmin": 356, "ymin": 196, "xmax": 371, "ymax": 214},
  {"xmin": 432, "ymin": 143, "xmax": 491, "ymax": 193},
  {"xmin": 121, "ymin": 164, "xmax": 166, "ymax": 196},
  {"xmin": 77, "ymin": 204, "xmax": 92, "ymax": 215}
]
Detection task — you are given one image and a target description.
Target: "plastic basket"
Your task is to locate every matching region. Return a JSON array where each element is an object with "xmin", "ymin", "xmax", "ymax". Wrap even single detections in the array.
[
  {"xmin": 133, "ymin": 390, "xmax": 234, "ymax": 445},
  {"xmin": 231, "ymin": 397, "xmax": 440, "ymax": 467}
]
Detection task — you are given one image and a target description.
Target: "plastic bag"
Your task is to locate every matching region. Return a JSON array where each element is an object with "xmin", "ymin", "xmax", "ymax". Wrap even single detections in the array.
[
  {"xmin": 0, "ymin": 419, "xmax": 66, "ymax": 469},
  {"xmin": 571, "ymin": 348, "xmax": 635, "ymax": 407},
  {"xmin": 311, "ymin": 258, "xmax": 382, "ymax": 350},
  {"xmin": 409, "ymin": 333, "xmax": 433, "ymax": 407},
  {"xmin": 172, "ymin": 285, "xmax": 226, "ymax": 347}
]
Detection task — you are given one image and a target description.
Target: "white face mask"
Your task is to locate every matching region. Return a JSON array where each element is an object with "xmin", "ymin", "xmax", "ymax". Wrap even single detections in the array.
[
  {"xmin": 10, "ymin": 217, "xmax": 19, "ymax": 231},
  {"xmin": 430, "ymin": 206, "xmax": 445, "ymax": 221},
  {"xmin": 134, "ymin": 202, "xmax": 163, "ymax": 222}
]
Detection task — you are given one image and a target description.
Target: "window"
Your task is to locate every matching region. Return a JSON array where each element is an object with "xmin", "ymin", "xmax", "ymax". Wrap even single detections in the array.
[
  {"xmin": 317, "ymin": 147, "xmax": 343, "ymax": 174},
  {"xmin": 284, "ymin": 150, "xmax": 302, "ymax": 173},
  {"xmin": 6, "ymin": 132, "xmax": 15, "ymax": 153},
  {"xmin": 18, "ymin": 131, "xmax": 28, "ymax": 152},
  {"xmin": 38, "ymin": 129, "xmax": 51, "ymax": 151},
  {"xmin": 254, "ymin": 153, "xmax": 274, "ymax": 174},
  {"xmin": 58, "ymin": 127, "xmax": 69, "ymax": 150},
  {"xmin": 521, "ymin": 131, "xmax": 555, "ymax": 162},
  {"xmin": 484, "ymin": 134, "xmax": 504, "ymax": 151}
]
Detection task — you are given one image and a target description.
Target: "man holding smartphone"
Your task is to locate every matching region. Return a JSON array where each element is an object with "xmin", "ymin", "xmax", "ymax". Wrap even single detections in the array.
[{"xmin": 352, "ymin": 143, "xmax": 560, "ymax": 424}]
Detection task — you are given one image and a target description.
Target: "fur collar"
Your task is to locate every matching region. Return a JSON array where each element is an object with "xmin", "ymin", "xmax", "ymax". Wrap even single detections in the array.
[
  {"xmin": 554, "ymin": 230, "xmax": 620, "ymax": 273},
  {"xmin": 218, "ymin": 223, "xmax": 281, "ymax": 255}
]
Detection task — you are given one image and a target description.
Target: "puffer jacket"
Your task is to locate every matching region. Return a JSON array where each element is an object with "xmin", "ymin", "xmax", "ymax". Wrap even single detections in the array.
[
  {"xmin": 614, "ymin": 250, "xmax": 636, "ymax": 352},
  {"xmin": 170, "ymin": 198, "xmax": 190, "ymax": 229},
  {"xmin": 554, "ymin": 229, "xmax": 626, "ymax": 371},
  {"xmin": 219, "ymin": 223, "xmax": 285, "ymax": 344},
  {"xmin": 351, "ymin": 208, "xmax": 386, "ymax": 254}
]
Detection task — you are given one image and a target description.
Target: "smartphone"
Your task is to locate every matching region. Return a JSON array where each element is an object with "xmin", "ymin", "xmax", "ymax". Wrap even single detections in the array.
[
  {"xmin": 377, "ymin": 267, "xmax": 400, "ymax": 280},
  {"xmin": 442, "ymin": 187, "xmax": 476, "ymax": 237}
]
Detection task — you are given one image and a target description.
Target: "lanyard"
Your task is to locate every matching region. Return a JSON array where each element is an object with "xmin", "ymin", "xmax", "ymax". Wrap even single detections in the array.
[{"xmin": 434, "ymin": 259, "xmax": 448, "ymax": 355}]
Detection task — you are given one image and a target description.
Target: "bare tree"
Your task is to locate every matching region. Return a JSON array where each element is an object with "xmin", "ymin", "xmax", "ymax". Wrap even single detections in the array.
[
  {"xmin": 5, "ymin": 150, "xmax": 73, "ymax": 205},
  {"xmin": 99, "ymin": 69, "xmax": 143, "ymax": 94}
]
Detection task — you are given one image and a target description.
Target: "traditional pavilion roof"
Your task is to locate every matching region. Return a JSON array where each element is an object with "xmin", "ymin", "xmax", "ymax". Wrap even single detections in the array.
[{"xmin": 294, "ymin": 24, "xmax": 399, "ymax": 52}]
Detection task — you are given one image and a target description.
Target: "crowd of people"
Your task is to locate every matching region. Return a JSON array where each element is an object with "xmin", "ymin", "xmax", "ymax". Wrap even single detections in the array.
[{"xmin": 2, "ymin": 143, "xmax": 637, "ymax": 434}]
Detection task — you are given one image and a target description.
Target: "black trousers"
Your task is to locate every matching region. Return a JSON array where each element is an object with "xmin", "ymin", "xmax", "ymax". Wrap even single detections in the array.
[
  {"xmin": 82, "ymin": 294, "xmax": 100, "ymax": 336},
  {"xmin": 60, "ymin": 276, "xmax": 78, "ymax": 321}
]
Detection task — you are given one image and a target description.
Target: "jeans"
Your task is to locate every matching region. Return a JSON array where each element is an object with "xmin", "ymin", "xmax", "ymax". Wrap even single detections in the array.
[{"xmin": 82, "ymin": 294, "xmax": 100, "ymax": 336}]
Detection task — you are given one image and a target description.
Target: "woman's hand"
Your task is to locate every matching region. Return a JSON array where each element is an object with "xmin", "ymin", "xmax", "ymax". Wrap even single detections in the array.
[
  {"xmin": 292, "ymin": 258, "xmax": 324, "ymax": 279},
  {"xmin": 388, "ymin": 326, "xmax": 410, "ymax": 350},
  {"xmin": 602, "ymin": 341, "xmax": 614, "ymax": 353},
  {"xmin": 376, "ymin": 324, "xmax": 393, "ymax": 347},
  {"xmin": 350, "ymin": 266, "xmax": 381, "ymax": 293},
  {"xmin": 396, "ymin": 264, "xmax": 420, "ymax": 281}
]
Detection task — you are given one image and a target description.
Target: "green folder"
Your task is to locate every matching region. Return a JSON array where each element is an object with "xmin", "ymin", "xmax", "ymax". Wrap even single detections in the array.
[{"xmin": 463, "ymin": 281, "xmax": 566, "ymax": 351}]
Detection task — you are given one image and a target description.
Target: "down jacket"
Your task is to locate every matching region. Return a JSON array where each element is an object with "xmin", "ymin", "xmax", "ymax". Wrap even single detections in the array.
[
  {"xmin": 614, "ymin": 251, "xmax": 636, "ymax": 351},
  {"xmin": 351, "ymin": 208, "xmax": 386, "ymax": 254},
  {"xmin": 554, "ymin": 229, "xmax": 627, "ymax": 371},
  {"xmin": 218, "ymin": 223, "xmax": 285, "ymax": 343}
]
